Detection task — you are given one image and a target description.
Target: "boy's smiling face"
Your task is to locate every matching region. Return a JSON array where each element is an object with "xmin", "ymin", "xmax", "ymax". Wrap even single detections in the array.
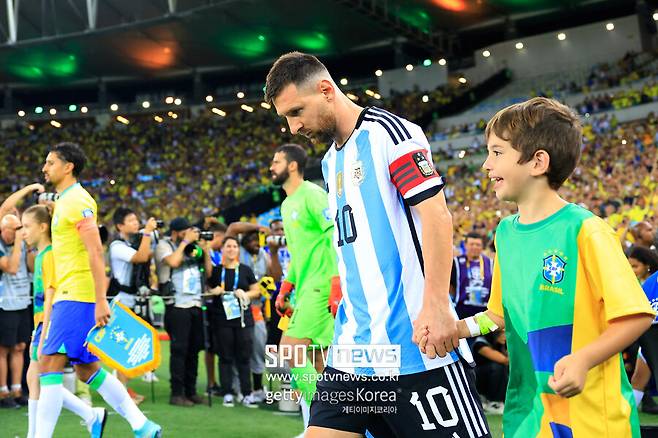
[{"xmin": 482, "ymin": 131, "xmax": 539, "ymax": 202}]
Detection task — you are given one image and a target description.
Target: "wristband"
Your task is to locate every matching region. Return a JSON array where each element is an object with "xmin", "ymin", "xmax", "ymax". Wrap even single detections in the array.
[
  {"xmin": 182, "ymin": 239, "xmax": 190, "ymax": 245},
  {"xmin": 474, "ymin": 312, "xmax": 499, "ymax": 336},
  {"xmin": 464, "ymin": 317, "xmax": 480, "ymax": 338},
  {"xmin": 143, "ymin": 232, "xmax": 152, "ymax": 238}
]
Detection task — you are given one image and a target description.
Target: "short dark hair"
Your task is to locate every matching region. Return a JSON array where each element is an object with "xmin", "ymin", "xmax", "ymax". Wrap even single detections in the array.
[
  {"xmin": 50, "ymin": 142, "xmax": 87, "ymax": 177},
  {"xmin": 485, "ymin": 97, "xmax": 582, "ymax": 190},
  {"xmin": 208, "ymin": 222, "xmax": 227, "ymax": 233},
  {"xmin": 112, "ymin": 207, "xmax": 135, "ymax": 230},
  {"xmin": 465, "ymin": 232, "xmax": 484, "ymax": 243},
  {"xmin": 241, "ymin": 230, "xmax": 259, "ymax": 247},
  {"xmin": 276, "ymin": 143, "xmax": 307, "ymax": 175},
  {"xmin": 265, "ymin": 51, "xmax": 328, "ymax": 104},
  {"xmin": 629, "ymin": 246, "xmax": 658, "ymax": 275}
]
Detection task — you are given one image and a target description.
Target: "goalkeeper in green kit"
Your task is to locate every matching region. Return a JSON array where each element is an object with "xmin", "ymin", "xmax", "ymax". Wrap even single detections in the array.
[{"xmin": 269, "ymin": 143, "xmax": 341, "ymax": 431}]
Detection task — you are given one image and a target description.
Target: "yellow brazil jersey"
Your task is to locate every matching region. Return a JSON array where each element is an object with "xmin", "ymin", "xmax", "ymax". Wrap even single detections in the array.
[
  {"xmin": 488, "ymin": 204, "xmax": 654, "ymax": 438},
  {"xmin": 51, "ymin": 183, "xmax": 97, "ymax": 303}
]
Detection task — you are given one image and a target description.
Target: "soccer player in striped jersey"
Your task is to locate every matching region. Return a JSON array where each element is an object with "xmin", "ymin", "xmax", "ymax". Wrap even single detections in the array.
[{"xmin": 266, "ymin": 52, "xmax": 490, "ymax": 438}]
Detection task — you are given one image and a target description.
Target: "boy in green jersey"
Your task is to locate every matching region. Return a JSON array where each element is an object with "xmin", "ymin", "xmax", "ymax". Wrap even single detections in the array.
[{"xmin": 416, "ymin": 97, "xmax": 655, "ymax": 437}]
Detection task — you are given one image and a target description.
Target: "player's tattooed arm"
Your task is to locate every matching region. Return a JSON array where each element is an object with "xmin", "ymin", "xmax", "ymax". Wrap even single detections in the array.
[{"xmin": 411, "ymin": 191, "xmax": 458, "ymax": 359}]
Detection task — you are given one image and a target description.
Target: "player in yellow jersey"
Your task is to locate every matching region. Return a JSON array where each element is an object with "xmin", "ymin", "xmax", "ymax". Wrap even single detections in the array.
[{"xmin": 37, "ymin": 142, "xmax": 161, "ymax": 438}]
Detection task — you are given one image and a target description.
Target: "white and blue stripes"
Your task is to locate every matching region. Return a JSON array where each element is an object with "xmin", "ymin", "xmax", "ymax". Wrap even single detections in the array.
[
  {"xmin": 322, "ymin": 108, "xmax": 473, "ymax": 375},
  {"xmin": 362, "ymin": 107, "xmax": 411, "ymax": 145}
]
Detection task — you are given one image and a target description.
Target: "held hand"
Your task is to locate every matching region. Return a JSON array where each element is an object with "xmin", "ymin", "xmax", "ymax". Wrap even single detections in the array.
[
  {"xmin": 412, "ymin": 297, "xmax": 459, "ymax": 359},
  {"xmin": 95, "ymin": 300, "xmax": 112, "ymax": 327},
  {"xmin": 144, "ymin": 217, "xmax": 158, "ymax": 234},
  {"xmin": 548, "ymin": 353, "xmax": 589, "ymax": 398}
]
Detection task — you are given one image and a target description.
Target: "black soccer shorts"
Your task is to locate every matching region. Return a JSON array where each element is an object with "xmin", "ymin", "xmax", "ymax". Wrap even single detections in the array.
[{"xmin": 309, "ymin": 361, "xmax": 491, "ymax": 438}]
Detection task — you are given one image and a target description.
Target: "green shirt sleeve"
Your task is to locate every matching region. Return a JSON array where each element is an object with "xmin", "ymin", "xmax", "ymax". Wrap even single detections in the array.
[
  {"xmin": 305, "ymin": 186, "xmax": 333, "ymax": 235},
  {"xmin": 286, "ymin": 260, "xmax": 297, "ymax": 285}
]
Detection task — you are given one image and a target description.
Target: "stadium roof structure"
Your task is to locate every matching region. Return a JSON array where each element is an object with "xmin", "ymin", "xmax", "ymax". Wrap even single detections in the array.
[{"xmin": 0, "ymin": 0, "xmax": 642, "ymax": 88}]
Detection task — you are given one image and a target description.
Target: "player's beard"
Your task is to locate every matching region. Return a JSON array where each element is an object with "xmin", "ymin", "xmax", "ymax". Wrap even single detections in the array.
[
  {"xmin": 271, "ymin": 168, "xmax": 289, "ymax": 186},
  {"xmin": 307, "ymin": 106, "xmax": 337, "ymax": 145}
]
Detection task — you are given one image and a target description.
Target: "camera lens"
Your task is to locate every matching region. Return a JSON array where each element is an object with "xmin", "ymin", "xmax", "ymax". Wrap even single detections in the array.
[
  {"xmin": 37, "ymin": 192, "xmax": 59, "ymax": 203},
  {"xmin": 184, "ymin": 243, "xmax": 204, "ymax": 259},
  {"xmin": 200, "ymin": 230, "xmax": 214, "ymax": 241}
]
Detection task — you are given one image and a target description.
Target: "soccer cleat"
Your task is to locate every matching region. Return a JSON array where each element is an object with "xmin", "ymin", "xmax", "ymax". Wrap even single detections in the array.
[
  {"xmin": 0, "ymin": 395, "xmax": 18, "ymax": 409},
  {"xmin": 242, "ymin": 394, "xmax": 259, "ymax": 408},
  {"xmin": 134, "ymin": 419, "xmax": 162, "ymax": 438},
  {"xmin": 250, "ymin": 389, "xmax": 266, "ymax": 403},
  {"xmin": 89, "ymin": 407, "xmax": 107, "ymax": 438}
]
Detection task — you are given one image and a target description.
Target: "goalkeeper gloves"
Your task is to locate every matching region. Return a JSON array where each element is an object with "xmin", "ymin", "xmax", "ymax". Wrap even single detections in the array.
[
  {"xmin": 328, "ymin": 276, "xmax": 342, "ymax": 317},
  {"xmin": 275, "ymin": 280, "xmax": 294, "ymax": 317}
]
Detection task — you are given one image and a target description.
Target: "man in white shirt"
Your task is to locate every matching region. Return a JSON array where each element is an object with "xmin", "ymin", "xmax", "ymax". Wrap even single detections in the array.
[{"xmin": 109, "ymin": 208, "xmax": 158, "ymax": 308}]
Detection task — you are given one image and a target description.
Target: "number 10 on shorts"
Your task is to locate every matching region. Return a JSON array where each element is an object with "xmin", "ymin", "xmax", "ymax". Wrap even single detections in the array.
[{"xmin": 410, "ymin": 386, "xmax": 459, "ymax": 430}]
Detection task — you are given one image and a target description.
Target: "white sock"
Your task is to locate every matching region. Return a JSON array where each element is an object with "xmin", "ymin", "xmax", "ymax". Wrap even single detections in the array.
[
  {"xmin": 62, "ymin": 388, "xmax": 95, "ymax": 425},
  {"xmin": 27, "ymin": 399, "xmax": 38, "ymax": 438},
  {"xmin": 11, "ymin": 384, "xmax": 22, "ymax": 392},
  {"xmin": 300, "ymin": 397, "xmax": 310, "ymax": 429},
  {"xmin": 0, "ymin": 385, "xmax": 8, "ymax": 393},
  {"xmin": 35, "ymin": 374, "xmax": 64, "ymax": 438},
  {"xmin": 88, "ymin": 368, "xmax": 146, "ymax": 430},
  {"xmin": 634, "ymin": 389, "xmax": 645, "ymax": 407}
]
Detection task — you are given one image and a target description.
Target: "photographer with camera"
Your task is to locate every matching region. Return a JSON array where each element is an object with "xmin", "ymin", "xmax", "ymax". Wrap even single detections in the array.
[
  {"xmin": 108, "ymin": 208, "xmax": 159, "ymax": 404},
  {"xmin": 109, "ymin": 208, "xmax": 158, "ymax": 311},
  {"xmin": 202, "ymin": 221, "xmax": 227, "ymax": 395},
  {"xmin": 155, "ymin": 217, "xmax": 210, "ymax": 407},
  {"xmin": 264, "ymin": 220, "xmax": 290, "ymax": 347}
]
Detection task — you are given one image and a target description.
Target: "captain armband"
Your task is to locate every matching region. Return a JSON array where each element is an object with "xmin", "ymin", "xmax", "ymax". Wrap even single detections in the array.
[{"xmin": 464, "ymin": 312, "xmax": 499, "ymax": 338}]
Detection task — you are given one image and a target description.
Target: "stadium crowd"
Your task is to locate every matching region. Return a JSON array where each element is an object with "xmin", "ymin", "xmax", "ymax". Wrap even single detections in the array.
[{"xmin": 0, "ymin": 65, "xmax": 656, "ymax": 424}]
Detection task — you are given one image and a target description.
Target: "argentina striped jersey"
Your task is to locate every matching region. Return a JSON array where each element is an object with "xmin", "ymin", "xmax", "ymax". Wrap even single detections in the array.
[{"xmin": 321, "ymin": 106, "xmax": 473, "ymax": 376}]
